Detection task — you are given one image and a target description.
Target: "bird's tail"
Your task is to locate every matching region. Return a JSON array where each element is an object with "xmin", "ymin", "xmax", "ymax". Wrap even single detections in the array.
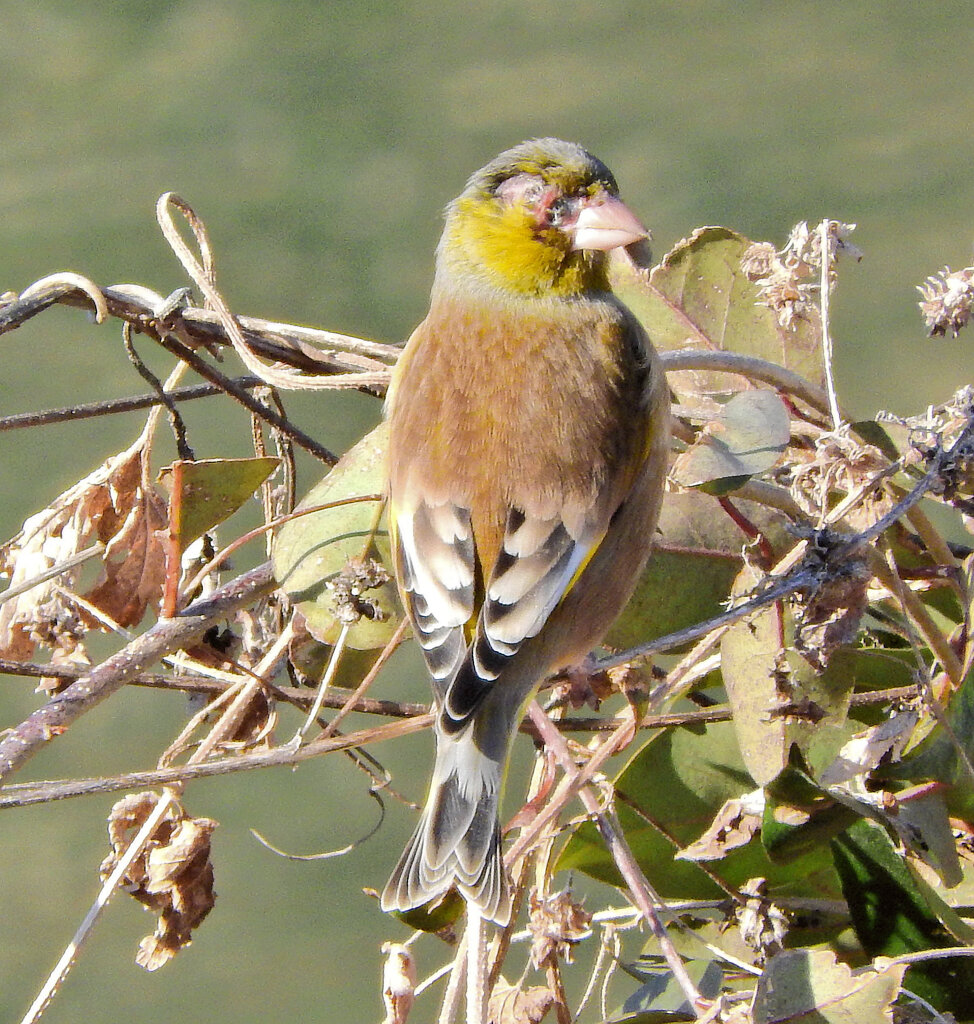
[{"xmin": 381, "ymin": 718, "xmax": 513, "ymax": 925}]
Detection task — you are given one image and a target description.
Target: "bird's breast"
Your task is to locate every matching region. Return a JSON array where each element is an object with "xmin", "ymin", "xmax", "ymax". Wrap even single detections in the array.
[{"xmin": 388, "ymin": 287, "xmax": 650, "ymax": 572}]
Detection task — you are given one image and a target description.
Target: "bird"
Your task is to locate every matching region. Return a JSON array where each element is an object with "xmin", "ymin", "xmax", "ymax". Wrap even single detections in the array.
[{"xmin": 380, "ymin": 138, "xmax": 670, "ymax": 925}]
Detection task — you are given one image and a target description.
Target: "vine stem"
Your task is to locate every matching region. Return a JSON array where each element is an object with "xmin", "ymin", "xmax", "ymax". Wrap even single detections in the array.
[
  {"xmin": 819, "ymin": 219, "xmax": 843, "ymax": 430},
  {"xmin": 526, "ymin": 702, "xmax": 707, "ymax": 1020}
]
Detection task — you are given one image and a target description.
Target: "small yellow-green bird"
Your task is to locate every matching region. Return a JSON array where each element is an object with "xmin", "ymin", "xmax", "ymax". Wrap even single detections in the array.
[{"xmin": 381, "ymin": 138, "xmax": 670, "ymax": 925}]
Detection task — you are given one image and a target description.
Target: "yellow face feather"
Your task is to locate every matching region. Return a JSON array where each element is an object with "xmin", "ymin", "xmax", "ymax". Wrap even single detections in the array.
[
  {"xmin": 442, "ymin": 194, "xmax": 608, "ymax": 298},
  {"xmin": 436, "ymin": 138, "xmax": 622, "ymax": 299}
]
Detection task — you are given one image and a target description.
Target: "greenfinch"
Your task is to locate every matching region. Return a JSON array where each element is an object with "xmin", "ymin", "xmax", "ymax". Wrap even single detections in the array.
[{"xmin": 381, "ymin": 138, "xmax": 670, "ymax": 925}]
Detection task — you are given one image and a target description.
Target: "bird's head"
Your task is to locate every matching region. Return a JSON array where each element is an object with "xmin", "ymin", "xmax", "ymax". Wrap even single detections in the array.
[{"xmin": 437, "ymin": 138, "xmax": 647, "ymax": 299}]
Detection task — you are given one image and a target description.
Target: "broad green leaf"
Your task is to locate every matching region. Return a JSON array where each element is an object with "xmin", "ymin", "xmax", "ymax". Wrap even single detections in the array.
[
  {"xmin": 609, "ymin": 227, "xmax": 825, "ymax": 398},
  {"xmin": 605, "ymin": 492, "xmax": 788, "ymax": 651},
  {"xmin": 752, "ymin": 949, "xmax": 904, "ymax": 1024},
  {"xmin": 557, "ymin": 717, "xmax": 841, "ymax": 904},
  {"xmin": 832, "ymin": 819, "xmax": 974, "ymax": 1018},
  {"xmin": 721, "ymin": 565, "xmax": 855, "ymax": 786},
  {"xmin": 671, "ymin": 390, "xmax": 791, "ymax": 494},
  {"xmin": 273, "ymin": 423, "xmax": 401, "ymax": 650},
  {"xmin": 160, "ymin": 456, "xmax": 279, "ymax": 549},
  {"xmin": 762, "ymin": 760, "xmax": 860, "ymax": 864},
  {"xmin": 613, "ymin": 958, "xmax": 724, "ymax": 1023},
  {"xmin": 884, "ymin": 666, "xmax": 974, "ymax": 820}
]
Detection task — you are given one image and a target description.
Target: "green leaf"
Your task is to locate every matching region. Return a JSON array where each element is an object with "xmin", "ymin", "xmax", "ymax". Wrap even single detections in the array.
[
  {"xmin": 613, "ymin": 958, "xmax": 724, "ymax": 1023},
  {"xmin": 885, "ymin": 665, "xmax": 974, "ymax": 820},
  {"xmin": 720, "ymin": 565, "xmax": 855, "ymax": 786},
  {"xmin": 832, "ymin": 819, "xmax": 974, "ymax": 1017},
  {"xmin": 762, "ymin": 759, "xmax": 860, "ymax": 864},
  {"xmin": 752, "ymin": 949, "xmax": 904, "ymax": 1024},
  {"xmin": 272, "ymin": 423, "xmax": 401, "ymax": 650},
  {"xmin": 671, "ymin": 390, "xmax": 791, "ymax": 494},
  {"xmin": 609, "ymin": 227, "xmax": 825, "ymax": 394},
  {"xmin": 160, "ymin": 456, "xmax": 279, "ymax": 549},
  {"xmin": 557, "ymin": 718, "xmax": 841, "ymax": 904},
  {"xmin": 605, "ymin": 492, "xmax": 787, "ymax": 651}
]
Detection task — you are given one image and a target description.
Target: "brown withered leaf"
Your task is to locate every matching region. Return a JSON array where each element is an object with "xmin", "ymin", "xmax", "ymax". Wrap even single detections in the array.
[
  {"xmin": 0, "ymin": 434, "xmax": 166, "ymax": 660},
  {"xmin": 527, "ymin": 888, "xmax": 592, "ymax": 968},
  {"xmin": 677, "ymin": 792, "xmax": 764, "ymax": 862},
  {"xmin": 488, "ymin": 979, "xmax": 555, "ymax": 1024},
  {"xmin": 101, "ymin": 791, "xmax": 217, "ymax": 971}
]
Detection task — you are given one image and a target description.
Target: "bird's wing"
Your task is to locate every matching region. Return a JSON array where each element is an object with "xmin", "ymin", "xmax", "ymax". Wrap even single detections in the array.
[
  {"xmin": 394, "ymin": 499, "xmax": 476, "ymax": 698},
  {"xmin": 441, "ymin": 507, "xmax": 601, "ymax": 731},
  {"xmin": 396, "ymin": 498, "xmax": 603, "ymax": 721}
]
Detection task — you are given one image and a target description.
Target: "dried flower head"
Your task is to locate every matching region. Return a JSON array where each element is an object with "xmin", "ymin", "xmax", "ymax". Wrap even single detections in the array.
[
  {"xmin": 326, "ymin": 556, "xmax": 391, "ymax": 625},
  {"xmin": 886, "ymin": 386, "xmax": 974, "ymax": 501},
  {"xmin": 740, "ymin": 241, "xmax": 777, "ymax": 281},
  {"xmin": 918, "ymin": 265, "xmax": 974, "ymax": 338},
  {"xmin": 527, "ymin": 888, "xmax": 591, "ymax": 967},
  {"xmin": 784, "ymin": 219, "xmax": 860, "ymax": 273},
  {"xmin": 788, "ymin": 424, "xmax": 890, "ymax": 528},
  {"xmin": 735, "ymin": 877, "xmax": 788, "ymax": 963},
  {"xmin": 742, "ymin": 220, "xmax": 858, "ymax": 331}
]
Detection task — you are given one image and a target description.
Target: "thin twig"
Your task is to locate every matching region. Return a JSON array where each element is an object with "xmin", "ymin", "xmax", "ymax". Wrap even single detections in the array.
[
  {"xmin": 0, "ymin": 712, "xmax": 432, "ymax": 809},
  {"xmin": 527, "ymin": 703, "xmax": 706, "ymax": 1018},
  {"xmin": 0, "ymin": 544, "xmax": 104, "ymax": 606},
  {"xmin": 0, "ymin": 562, "xmax": 277, "ymax": 783},
  {"xmin": 0, "ymin": 276, "xmax": 398, "ymax": 375},
  {"xmin": 466, "ymin": 906, "xmax": 486, "ymax": 1024},
  {"xmin": 319, "ymin": 617, "xmax": 410, "ymax": 739},
  {"xmin": 0, "ymin": 377, "xmax": 267, "ymax": 432},
  {"xmin": 295, "ymin": 623, "xmax": 350, "ymax": 742},
  {"xmin": 437, "ymin": 932, "xmax": 467, "ymax": 1024},
  {"xmin": 19, "ymin": 790, "xmax": 178, "ymax": 1024},
  {"xmin": 156, "ymin": 194, "xmax": 392, "ymax": 392},
  {"xmin": 251, "ymin": 787, "xmax": 385, "ymax": 861},
  {"xmin": 659, "ymin": 348, "xmax": 831, "ymax": 416},
  {"xmin": 819, "ymin": 219, "xmax": 842, "ymax": 430},
  {"xmin": 155, "ymin": 332, "xmax": 339, "ymax": 464}
]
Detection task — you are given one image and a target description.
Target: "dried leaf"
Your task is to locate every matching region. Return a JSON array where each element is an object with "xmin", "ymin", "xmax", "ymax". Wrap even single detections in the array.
[
  {"xmin": 819, "ymin": 710, "xmax": 920, "ymax": 787},
  {"xmin": 677, "ymin": 791, "xmax": 764, "ymax": 862},
  {"xmin": 793, "ymin": 561, "xmax": 870, "ymax": 671},
  {"xmin": 0, "ymin": 434, "xmax": 166, "ymax": 660},
  {"xmin": 101, "ymin": 792, "xmax": 217, "ymax": 971},
  {"xmin": 488, "ymin": 979, "xmax": 555, "ymax": 1024}
]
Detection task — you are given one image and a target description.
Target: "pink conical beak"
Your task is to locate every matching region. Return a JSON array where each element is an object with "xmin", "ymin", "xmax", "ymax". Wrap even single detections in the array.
[{"xmin": 571, "ymin": 194, "xmax": 648, "ymax": 252}]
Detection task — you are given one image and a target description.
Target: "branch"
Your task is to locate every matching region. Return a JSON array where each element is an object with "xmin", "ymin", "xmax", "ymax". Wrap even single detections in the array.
[
  {"xmin": 660, "ymin": 348, "xmax": 832, "ymax": 416},
  {"xmin": 0, "ymin": 376, "xmax": 266, "ymax": 432},
  {"xmin": 0, "ymin": 562, "xmax": 277, "ymax": 783},
  {"xmin": 0, "ymin": 274, "xmax": 398, "ymax": 378},
  {"xmin": 0, "ymin": 713, "xmax": 432, "ymax": 809}
]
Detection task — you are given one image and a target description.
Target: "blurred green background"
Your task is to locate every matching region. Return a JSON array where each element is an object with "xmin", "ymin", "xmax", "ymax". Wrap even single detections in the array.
[{"xmin": 2, "ymin": 3, "xmax": 973, "ymax": 1022}]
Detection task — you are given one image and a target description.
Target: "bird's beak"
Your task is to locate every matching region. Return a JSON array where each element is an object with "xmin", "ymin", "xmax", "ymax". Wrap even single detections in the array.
[{"xmin": 571, "ymin": 194, "xmax": 648, "ymax": 252}]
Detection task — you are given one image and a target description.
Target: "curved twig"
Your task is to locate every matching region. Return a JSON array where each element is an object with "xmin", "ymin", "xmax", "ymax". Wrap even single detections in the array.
[
  {"xmin": 0, "ymin": 562, "xmax": 277, "ymax": 783},
  {"xmin": 660, "ymin": 348, "xmax": 832, "ymax": 416}
]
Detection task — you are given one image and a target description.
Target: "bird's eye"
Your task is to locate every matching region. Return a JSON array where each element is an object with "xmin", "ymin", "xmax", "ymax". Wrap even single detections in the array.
[{"xmin": 544, "ymin": 197, "xmax": 571, "ymax": 228}]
